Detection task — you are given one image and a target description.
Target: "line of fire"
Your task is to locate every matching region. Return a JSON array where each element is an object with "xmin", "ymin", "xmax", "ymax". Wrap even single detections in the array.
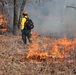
[
  {"xmin": 0, "ymin": 1, "xmax": 76, "ymax": 75},
  {"xmin": 20, "ymin": 32, "xmax": 76, "ymax": 63},
  {"xmin": 0, "ymin": 2, "xmax": 76, "ymax": 63},
  {"xmin": 0, "ymin": 12, "xmax": 76, "ymax": 63}
]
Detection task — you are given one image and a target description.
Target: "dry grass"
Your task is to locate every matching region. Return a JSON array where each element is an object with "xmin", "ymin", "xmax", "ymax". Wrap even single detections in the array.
[{"xmin": 0, "ymin": 32, "xmax": 76, "ymax": 75}]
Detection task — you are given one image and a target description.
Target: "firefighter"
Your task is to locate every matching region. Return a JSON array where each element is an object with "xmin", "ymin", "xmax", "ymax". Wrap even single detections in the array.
[{"xmin": 21, "ymin": 11, "xmax": 32, "ymax": 44}]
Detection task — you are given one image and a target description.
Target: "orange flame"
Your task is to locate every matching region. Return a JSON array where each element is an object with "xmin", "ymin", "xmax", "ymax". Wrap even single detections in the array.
[
  {"xmin": 22, "ymin": 34, "xmax": 76, "ymax": 62},
  {"xmin": 0, "ymin": 12, "xmax": 9, "ymax": 33},
  {"xmin": 1, "ymin": 28, "xmax": 9, "ymax": 32}
]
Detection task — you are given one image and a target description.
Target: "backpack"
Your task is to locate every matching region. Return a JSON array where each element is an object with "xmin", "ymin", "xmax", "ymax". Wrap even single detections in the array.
[{"xmin": 24, "ymin": 18, "xmax": 34, "ymax": 30}]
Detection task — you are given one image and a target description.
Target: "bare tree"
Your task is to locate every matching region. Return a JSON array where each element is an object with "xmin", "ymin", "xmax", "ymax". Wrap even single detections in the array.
[
  {"xmin": 13, "ymin": 0, "xmax": 47, "ymax": 35},
  {"xmin": 1, "ymin": 0, "xmax": 52, "ymax": 35},
  {"xmin": 18, "ymin": 0, "xmax": 26, "ymax": 31},
  {"xmin": 13, "ymin": 0, "xmax": 18, "ymax": 35}
]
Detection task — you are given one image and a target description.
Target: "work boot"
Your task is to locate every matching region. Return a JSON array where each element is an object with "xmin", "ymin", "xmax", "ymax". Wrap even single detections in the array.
[{"xmin": 29, "ymin": 40, "xmax": 32, "ymax": 43}]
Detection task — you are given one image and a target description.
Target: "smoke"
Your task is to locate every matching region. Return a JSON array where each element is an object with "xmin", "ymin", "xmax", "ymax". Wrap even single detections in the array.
[
  {"xmin": 2, "ymin": 0, "xmax": 76, "ymax": 36},
  {"xmin": 24, "ymin": 0, "xmax": 76, "ymax": 36}
]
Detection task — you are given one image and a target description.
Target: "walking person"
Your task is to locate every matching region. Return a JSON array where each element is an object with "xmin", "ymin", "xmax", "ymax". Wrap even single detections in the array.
[{"xmin": 21, "ymin": 11, "xmax": 34, "ymax": 44}]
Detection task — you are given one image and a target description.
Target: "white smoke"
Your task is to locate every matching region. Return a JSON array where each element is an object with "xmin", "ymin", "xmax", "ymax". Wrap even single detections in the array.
[
  {"xmin": 4, "ymin": 0, "xmax": 76, "ymax": 36},
  {"xmin": 25, "ymin": 0, "xmax": 76, "ymax": 36},
  {"xmin": 24, "ymin": 0, "xmax": 66, "ymax": 35}
]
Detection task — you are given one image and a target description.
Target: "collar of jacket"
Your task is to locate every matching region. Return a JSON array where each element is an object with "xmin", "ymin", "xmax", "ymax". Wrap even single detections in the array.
[{"xmin": 24, "ymin": 16, "xmax": 28, "ymax": 18}]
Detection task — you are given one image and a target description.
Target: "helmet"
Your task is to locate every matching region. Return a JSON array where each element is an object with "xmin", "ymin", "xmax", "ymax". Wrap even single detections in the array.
[{"xmin": 23, "ymin": 12, "xmax": 28, "ymax": 15}]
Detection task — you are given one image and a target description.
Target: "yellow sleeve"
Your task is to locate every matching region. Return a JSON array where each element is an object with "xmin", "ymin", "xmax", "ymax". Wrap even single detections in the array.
[{"xmin": 21, "ymin": 18, "xmax": 26, "ymax": 30}]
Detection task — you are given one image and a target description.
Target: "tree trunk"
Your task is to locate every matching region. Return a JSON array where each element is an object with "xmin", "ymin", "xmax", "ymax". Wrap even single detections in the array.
[
  {"xmin": 13, "ymin": 0, "xmax": 18, "ymax": 35},
  {"xmin": 18, "ymin": 0, "xmax": 27, "ymax": 30}
]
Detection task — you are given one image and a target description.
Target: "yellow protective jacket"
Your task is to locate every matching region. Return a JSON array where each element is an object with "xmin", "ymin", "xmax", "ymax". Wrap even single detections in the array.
[{"xmin": 21, "ymin": 16, "xmax": 28, "ymax": 30}]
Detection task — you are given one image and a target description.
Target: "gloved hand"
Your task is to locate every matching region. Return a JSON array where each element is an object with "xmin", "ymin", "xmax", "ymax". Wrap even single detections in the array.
[{"xmin": 31, "ymin": 31, "xmax": 32, "ymax": 34}]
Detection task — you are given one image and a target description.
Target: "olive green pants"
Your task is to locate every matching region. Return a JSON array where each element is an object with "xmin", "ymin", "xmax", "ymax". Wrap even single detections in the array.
[{"xmin": 22, "ymin": 29, "xmax": 31, "ymax": 44}]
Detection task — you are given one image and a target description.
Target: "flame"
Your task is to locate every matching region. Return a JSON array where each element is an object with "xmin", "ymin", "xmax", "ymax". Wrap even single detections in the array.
[
  {"xmin": 0, "ymin": 12, "xmax": 9, "ymax": 33},
  {"xmin": 1, "ymin": 28, "xmax": 9, "ymax": 32},
  {"xmin": 21, "ymin": 34, "xmax": 76, "ymax": 62},
  {"xmin": 50, "ymin": 36, "xmax": 74, "ymax": 58}
]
